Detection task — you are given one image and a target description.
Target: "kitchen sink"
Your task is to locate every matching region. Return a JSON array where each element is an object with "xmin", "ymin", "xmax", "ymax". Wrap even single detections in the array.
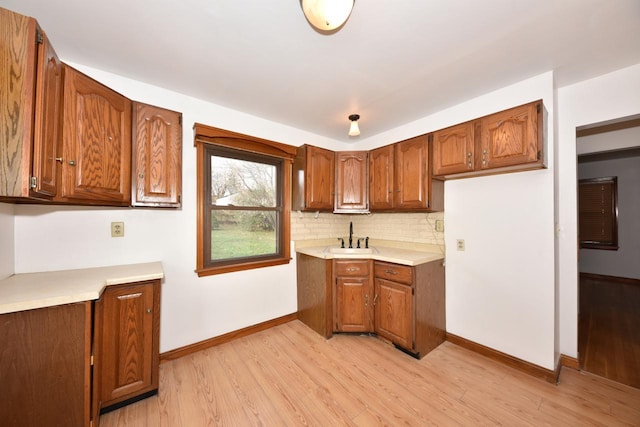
[{"xmin": 327, "ymin": 247, "xmax": 376, "ymax": 254}]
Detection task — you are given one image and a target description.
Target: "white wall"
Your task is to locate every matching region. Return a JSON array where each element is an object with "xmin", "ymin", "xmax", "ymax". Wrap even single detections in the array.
[
  {"xmin": 13, "ymin": 64, "xmax": 340, "ymax": 353},
  {"xmin": 354, "ymin": 72, "xmax": 558, "ymax": 369},
  {"xmin": 557, "ymin": 63, "xmax": 640, "ymax": 358},
  {"xmin": 0, "ymin": 203, "xmax": 15, "ymax": 279}
]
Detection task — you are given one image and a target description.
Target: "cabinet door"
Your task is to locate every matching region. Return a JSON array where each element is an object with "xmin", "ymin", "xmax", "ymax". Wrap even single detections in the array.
[
  {"xmin": 97, "ymin": 280, "xmax": 159, "ymax": 409},
  {"xmin": 369, "ymin": 145, "xmax": 394, "ymax": 210},
  {"xmin": 374, "ymin": 278, "xmax": 413, "ymax": 350},
  {"xmin": 335, "ymin": 276, "xmax": 374, "ymax": 332},
  {"xmin": 132, "ymin": 102, "xmax": 182, "ymax": 207},
  {"xmin": 479, "ymin": 101, "xmax": 541, "ymax": 170},
  {"xmin": 59, "ymin": 65, "xmax": 131, "ymax": 204},
  {"xmin": 0, "ymin": 9, "xmax": 37, "ymax": 198},
  {"xmin": 335, "ymin": 151, "xmax": 368, "ymax": 212},
  {"xmin": 432, "ymin": 121, "xmax": 475, "ymax": 176},
  {"xmin": 31, "ymin": 29, "xmax": 62, "ymax": 197},
  {"xmin": 305, "ymin": 145, "xmax": 335, "ymax": 210},
  {"xmin": 395, "ymin": 135, "xmax": 429, "ymax": 209}
]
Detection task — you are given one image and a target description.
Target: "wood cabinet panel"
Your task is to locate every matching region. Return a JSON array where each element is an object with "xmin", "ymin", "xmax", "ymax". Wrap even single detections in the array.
[
  {"xmin": 292, "ymin": 145, "xmax": 334, "ymax": 211},
  {"xmin": 374, "ymin": 261, "xmax": 412, "ymax": 285},
  {"xmin": 480, "ymin": 101, "xmax": 541, "ymax": 169},
  {"xmin": 96, "ymin": 280, "xmax": 160, "ymax": 410},
  {"xmin": 369, "ymin": 144, "xmax": 395, "ymax": 210},
  {"xmin": 0, "ymin": 302, "xmax": 91, "ymax": 427},
  {"xmin": 395, "ymin": 136, "xmax": 430, "ymax": 209},
  {"xmin": 334, "ymin": 259, "xmax": 370, "ymax": 276},
  {"xmin": 432, "ymin": 121, "xmax": 475, "ymax": 176},
  {"xmin": 374, "ymin": 278, "xmax": 413, "ymax": 350},
  {"xmin": 335, "ymin": 276, "xmax": 374, "ymax": 332},
  {"xmin": 296, "ymin": 253, "xmax": 333, "ymax": 338},
  {"xmin": 59, "ymin": 64, "xmax": 131, "ymax": 205},
  {"xmin": 132, "ymin": 102, "xmax": 182, "ymax": 207},
  {"xmin": 335, "ymin": 151, "xmax": 368, "ymax": 212}
]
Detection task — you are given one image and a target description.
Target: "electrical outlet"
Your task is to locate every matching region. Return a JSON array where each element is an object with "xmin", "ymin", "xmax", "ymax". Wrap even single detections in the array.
[
  {"xmin": 111, "ymin": 222, "xmax": 124, "ymax": 237},
  {"xmin": 456, "ymin": 239, "xmax": 465, "ymax": 251},
  {"xmin": 435, "ymin": 220, "xmax": 444, "ymax": 232}
]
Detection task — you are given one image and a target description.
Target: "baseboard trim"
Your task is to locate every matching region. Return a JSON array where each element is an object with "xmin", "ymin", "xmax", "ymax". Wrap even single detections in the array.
[
  {"xmin": 446, "ymin": 333, "xmax": 556, "ymax": 383},
  {"xmin": 160, "ymin": 312, "xmax": 298, "ymax": 362},
  {"xmin": 560, "ymin": 354, "xmax": 580, "ymax": 370},
  {"xmin": 580, "ymin": 272, "xmax": 640, "ymax": 286}
]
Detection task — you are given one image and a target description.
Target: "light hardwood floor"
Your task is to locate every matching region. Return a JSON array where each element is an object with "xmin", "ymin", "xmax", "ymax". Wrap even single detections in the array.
[{"xmin": 101, "ymin": 320, "xmax": 640, "ymax": 426}]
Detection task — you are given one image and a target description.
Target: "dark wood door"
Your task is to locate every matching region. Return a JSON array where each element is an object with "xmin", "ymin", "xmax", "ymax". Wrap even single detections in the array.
[
  {"xmin": 335, "ymin": 151, "xmax": 368, "ymax": 212},
  {"xmin": 305, "ymin": 145, "xmax": 334, "ymax": 210},
  {"xmin": 395, "ymin": 136, "xmax": 429, "ymax": 209},
  {"xmin": 480, "ymin": 101, "xmax": 541, "ymax": 170},
  {"xmin": 31, "ymin": 28, "xmax": 62, "ymax": 197},
  {"xmin": 59, "ymin": 64, "xmax": 131, "ymax": 204},
  {"xmin": 374, "ymin": 278, "xmax": 413, "ymax": 350},
  {"xmin": 132, "ymin": 102, "xmax": 182, "ymax": 207},
  {"xmin": 369, "ymin": 144, "xmax": 394, "ymax": 210},
  {"xmin": 0, "ymin": 302, "xmax": 91, "ymax": 427},
  {"xmin": 432, "ymin": 121, "xmax": 475, "ymax": 176},
  {"xmin": 97, "ymin": 280, "xmax": 160, "ymax": 409}
]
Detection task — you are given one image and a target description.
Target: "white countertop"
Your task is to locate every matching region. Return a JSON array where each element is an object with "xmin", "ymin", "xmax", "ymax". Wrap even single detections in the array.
[
  {"xmin": 0, "ymin": 262, "xmax": 164, "ymax": 315},
  {"xmin": 296, "ymin": 244, "xmax": 444, "ymax": 266}
]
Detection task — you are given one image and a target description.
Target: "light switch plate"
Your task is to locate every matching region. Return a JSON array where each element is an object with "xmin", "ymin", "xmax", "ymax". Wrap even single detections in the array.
[{"xmin": 111, "ymin": 222, "xmax": 124, "ymax": 237}]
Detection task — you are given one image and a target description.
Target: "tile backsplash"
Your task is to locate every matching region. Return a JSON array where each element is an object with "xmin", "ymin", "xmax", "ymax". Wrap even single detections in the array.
[{"xmin": 291, "ymin": 211, "xmax": 444, "ymax": 246}]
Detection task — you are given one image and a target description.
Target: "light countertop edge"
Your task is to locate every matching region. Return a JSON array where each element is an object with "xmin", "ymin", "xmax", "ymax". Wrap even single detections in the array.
[
  {"xmin": 295, "ymin": 245, "xmax": 444, "ymax": 266},
  {"xmin": 0, "ymin": 262, "xmax": 164, "ymax": 315}
]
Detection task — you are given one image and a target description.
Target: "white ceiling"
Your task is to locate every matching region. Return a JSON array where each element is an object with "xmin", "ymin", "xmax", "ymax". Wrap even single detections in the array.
[{"xmin": 3, "ymin": 0, "xmax": 640, "ymax": 142}]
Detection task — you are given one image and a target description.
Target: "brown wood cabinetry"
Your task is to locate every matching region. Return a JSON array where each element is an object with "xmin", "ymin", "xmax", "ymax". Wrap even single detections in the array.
[
  {"xmin": 0, "ymin": 302, "xmax": 92, "ymax": 427},
  {"xmin": 432, "ymin": 100, "xmax": 544, "ymax": 179},
  {"xmin": 0, "ymin": 8, "xmax": 62, "ymax": 200},
  {"xmin": 369, "ymin": 136, "xmax": 444, "ymax": 212},
  {"xmin": 94, "ymin": 280, "xmax": 161, "ymax": 412},
  {"xmin": 292, "ymin": 144, "xmax": 335, "ymax": 211},
  {"xmin": 374, "ymin": 260, "xmax": 445, "ymax": 357},
  {"xmin": 58, "ymin": 64, "xmax": 132, "ymax": 205},
  {"xmin": 297, "ymin": 253, "xmax": 333, "ymax": 338},
  {"xmin": 132, "ymin": 102, "xmax": 183, "ymax": 207},
  {"xmin": 335, "ymin": 151, "xmax": 368, "ymax": 213},
  {"xmin": 333, "ymin": 259, "xmax": 373, "ymax": 332}
]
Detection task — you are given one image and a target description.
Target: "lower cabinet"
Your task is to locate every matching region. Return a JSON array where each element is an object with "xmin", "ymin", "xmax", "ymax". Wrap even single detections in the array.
[
  {"xmin": 94, "ymin": 279, "xmax": 161, "ymax": 414},
  {"xmin": 334, "ymin": 260, "xmax": 374, "ymax": 332},
  {"xmin": 0, "ymin": 302, "xmax": 92, "ymax": 427},
  {"xmin": 315, "ymin": 258, "xmax": 446, "ymax": 358}
]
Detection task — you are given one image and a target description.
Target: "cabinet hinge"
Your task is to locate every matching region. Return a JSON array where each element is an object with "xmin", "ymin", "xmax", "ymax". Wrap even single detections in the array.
[
  {"xmin": 537, "ymin": 150, "xmax": 541, "ymax": 160},
  {"xmin": 36, "ymin": 29, "xmax": 44, "ymax": 44},
  {"xmin": 411, "ymin": 288, "xmax": 415, "ymax": 295},
  {"xmin": 90, "ymin": 354, "xmax": 94, "ymax": 366},
  {"xmin": 30, "ymin": 176, "xmax": 37, "ymax": 189},
  {"xmin": 428, "ymin": 134, "xmax": 433, "ymax": 143},
  {"xmin": 178, "ymin": 115, "xmax": 183, "ymax": 126},
  {"xmin": 536, "ymin": 103, "xmax": 541, "ymax": 114}
]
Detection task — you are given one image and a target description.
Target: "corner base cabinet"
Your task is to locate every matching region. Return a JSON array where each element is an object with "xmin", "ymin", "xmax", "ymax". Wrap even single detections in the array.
[
  {"xmin": 0, "ymin": 302, "xmax": 92, "ymax": 427},
  {"xmin": 94, "ymin": 279, "xmax": 161, "ymax": 413}
]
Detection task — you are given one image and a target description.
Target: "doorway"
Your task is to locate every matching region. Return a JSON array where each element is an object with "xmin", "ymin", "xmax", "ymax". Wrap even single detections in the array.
[{"xmin": 576, "ymin": 118, "xmax": 640, "ymax": 389}]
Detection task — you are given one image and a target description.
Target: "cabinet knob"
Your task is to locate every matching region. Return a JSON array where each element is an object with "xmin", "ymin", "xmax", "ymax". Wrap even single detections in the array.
[
  {"xmin": 55, "ymin": 157, "xmax": 63, "ymax": 163},
  {"xmin": 68, "ymin": 160, "xmax": 76, "ymax": 166},
  {"xmin": 139, "ymin": 173, "xmax": 144, "ymax": 179},
  {"xmin": 365, "ymin": 294, "xmax": 369, "ymax": 306},
  {"xmin": 146, "ymin": 308, "xmax": 152, "ymax": 314}
]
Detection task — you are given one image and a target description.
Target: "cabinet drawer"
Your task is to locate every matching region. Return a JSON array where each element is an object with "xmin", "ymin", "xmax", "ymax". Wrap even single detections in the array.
[
  {"xmin": 334, "ymin": 259, "xmax": 370, "ymax": 276},
  {"xmin": 374, "ymin": 261, "xmax": 412, "ymax": 285}
]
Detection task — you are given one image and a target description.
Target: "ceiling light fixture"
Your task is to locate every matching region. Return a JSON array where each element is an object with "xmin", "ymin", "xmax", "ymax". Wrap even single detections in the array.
[
  {"xmin": 300, "ymin": 0, "xmax": 355, "ymax": 33},
  {"xmin": 348, "ymin": 114, "xmax": 360, "ymax": 136}
]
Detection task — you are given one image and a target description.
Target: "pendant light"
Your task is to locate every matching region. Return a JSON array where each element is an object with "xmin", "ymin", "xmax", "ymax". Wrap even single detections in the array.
[
  {"xmin": 348, "ymin": 114, "xmax": 360, "ymax": 136},
  {"xmin": 300, "ymin": 0, "xmax": 355, "ymax": 32}
]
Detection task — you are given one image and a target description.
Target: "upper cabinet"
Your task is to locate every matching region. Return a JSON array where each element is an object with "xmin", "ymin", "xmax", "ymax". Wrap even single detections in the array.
[
  {"xmin": 0, "ymin": 8, "xmax": 62, "ymax": 200},
  {"xmin": 132, "ymin": 102, "xmax": 183, "ymax": 208},
  {"xmin": 293, "ymin": 144, "xmax": 335, "ymax": 211},
  {"xmin": 369, "ymin": 137, "xmax": 444, "ymax": 212},
  {"xmin": 432, "ymin": 100, "xmax": 544, "ymax": 179},
  {"xmin": 335, "ymin": 151, "xmax": 368, "ymax": 213},
  {"xmin": 58, "ymin": 64, "xmax": 132, "ymax": 205}
]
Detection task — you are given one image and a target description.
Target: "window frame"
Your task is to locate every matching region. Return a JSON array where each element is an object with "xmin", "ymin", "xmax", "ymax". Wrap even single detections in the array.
[
  {"xmin": 194, "ymin": 123, "xmax": 296, "ymax": 277},
  {"xmin": 578, "ymin": 176, "xmax": 619, "ymax": 251}
]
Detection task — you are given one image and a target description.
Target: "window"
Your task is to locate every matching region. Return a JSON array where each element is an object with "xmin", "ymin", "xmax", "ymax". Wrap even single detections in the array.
[
  {"xmin": 194, "ymin": 123, "xmax": 296, "ymax": 276},
  {"xmin": 578, "ymin": 176, "xmax": 618, "ymax": 250}
]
